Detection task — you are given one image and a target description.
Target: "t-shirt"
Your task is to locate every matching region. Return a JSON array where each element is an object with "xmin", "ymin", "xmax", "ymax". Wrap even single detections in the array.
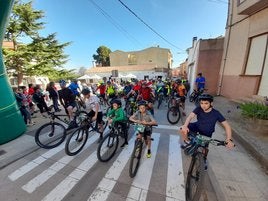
[
  {"xmin": 107, "ymin": 107, "xmax": 127, "ymax": 123},
  {"xmin": 192, "ymin": 106, "xmax": 226, "ymax": 136},
  {"xmin": 177, "ymin": 84, "xmax": 186, "ymax": 96},
  {"xmin": 195, "ymin": 76, "xmax": 206, "ymax": 89},
  {"xmin": 85, "ymin": 95, "xmax": 102, "ymax": 112},
  {"xmin": 58, "ymin": 88, "xmax": 76, "ymax": 106},
  {"xmin": 139, "ymin": 87, "xmax": 152, "ymax": 101},
  {"xmin": 132, "ymin": 111, "xmax": 156, "ymax": 129},
  {"xmin": 106, "ymin": 85, "xmax": 115, "ymax": 95}
]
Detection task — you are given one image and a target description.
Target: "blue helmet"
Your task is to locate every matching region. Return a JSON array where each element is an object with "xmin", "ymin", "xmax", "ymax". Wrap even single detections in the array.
[{"xmin": 59, "ymin": 79, "xmax": 66, "ymax": 87}]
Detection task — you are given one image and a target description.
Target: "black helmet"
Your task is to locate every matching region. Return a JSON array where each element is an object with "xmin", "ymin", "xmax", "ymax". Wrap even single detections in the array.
[
  {"xmin": 137, "ymin": 100, "xmax": 147, "ymax": 107},
  {"xmin": 81, "ymin": 88, "xmax": 91, "ymax": 95},
  {"xmin": 198, "ymin": 94, "xmax": 213, "ymax": 102},
  {"xmin": 111, "ymin": 99, "xmax": 122, "ymax": 106},
  {"xmin": 176, "ymin": 79, "xmax": 182, "ymax": 84}
]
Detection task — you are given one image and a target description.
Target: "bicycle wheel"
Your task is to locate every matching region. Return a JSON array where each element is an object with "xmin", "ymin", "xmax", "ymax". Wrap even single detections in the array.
[
  {"xmin": 35, "ymin": 122, "xmax": 66, "ymax": 149},
  {"xmin": 97, "ymin": 132, "xmax": 119, "ymax": 162},
  {"xmin": 129, "ymin": 140, "xmax": 143, "ymax": 178},
  {"xmin": 65, "ymin": 127, "xmax": 88, "ymax": 156},
  {"xmin": 189, "ymin": 92, "xmax": 195, "ymax": 102},
  {"xmin": 157, "ymin": 94, "xmax": 163, "ymax": 109},
  {"xmin": 185, "ymin": 152, "xmax": 205, "ymax": 201},
  {"xmin": 167, "ymin": 106, "xmax": 181, "ymax": 124}
]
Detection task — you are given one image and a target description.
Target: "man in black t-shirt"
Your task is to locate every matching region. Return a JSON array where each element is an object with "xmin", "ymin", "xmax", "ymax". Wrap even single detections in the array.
[{"xmin": 58, "ymin": 80, "xmax": 77, "ymax": 129}]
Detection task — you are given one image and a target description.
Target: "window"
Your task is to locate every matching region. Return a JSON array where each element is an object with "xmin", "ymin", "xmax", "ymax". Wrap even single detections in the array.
[
  {"xmin": 128, "ymin": 54, "xmax": 137, "ymax": 65},
  {"xmin": 245, "ymin": 34, "xmax": 268, "ymax": 75}
]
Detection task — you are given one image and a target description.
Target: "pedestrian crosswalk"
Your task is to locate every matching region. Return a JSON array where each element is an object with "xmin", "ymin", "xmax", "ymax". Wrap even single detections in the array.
[{"xmin": 5, "ymin": 128, "xmax": 186, "ymax": 201}]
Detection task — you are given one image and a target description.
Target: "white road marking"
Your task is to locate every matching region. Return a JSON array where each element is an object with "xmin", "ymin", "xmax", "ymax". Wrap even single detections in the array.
[
  {"xmin": 88, "ymin": 136, "xmax": 136, "ymax": 201},
  {"xmin": 41, "ymin": 151, "xmax": 98, "ymax": 201},
  {"xmin": 8, "ymin": 143, "xmax": 65, "ymax": 181},
  {"xmin": 166, "ymin": 135, "xmax": 185, "ymax": 201},
  {"xmin": 22, "ymin": 134, "xmax": 99, "ymax": 193},
  {"xmin": 157, "ymin": 125, "xmax": 180, "ymax": 130},
  {"xmin": 126, "ymin": 133, "xmax": 160, "ymax": 201}
]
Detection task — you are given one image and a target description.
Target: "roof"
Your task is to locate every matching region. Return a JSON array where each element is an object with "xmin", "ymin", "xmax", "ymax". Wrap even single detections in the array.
[{"xmin": 87, "ymin": 64, "xmax": 157, "ymax": 73}]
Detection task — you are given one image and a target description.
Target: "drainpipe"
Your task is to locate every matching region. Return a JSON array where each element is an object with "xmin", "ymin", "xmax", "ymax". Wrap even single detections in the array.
[{"xmin": 217, "ymin": 0, "xmax": 233, "ymax": 95}]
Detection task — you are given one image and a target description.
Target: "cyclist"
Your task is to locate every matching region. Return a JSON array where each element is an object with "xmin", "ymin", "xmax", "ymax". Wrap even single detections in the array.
[
  {"xmin": 69, "ymin": 79, "xmax": 81, "ymax": 97},
  {"xmin": 106, "ymin": 80, "xmax": 117, "ymax": 100},
  {"xmin": 175, "ymin": 79, "xmax": 187, "ymax": 116},
  {"xmin": 138, "ymin": 82, "xmax": 155, "ymax": 115},
  {"xmin": 81, "ymin": 88, "xmax": 104, "ymax": 142},
  {"xmin": 195, "ymin": 73, "xmax": 206, "ymax": 92},
  {"xmin": 179, "ymin": 94, "xmax": 234, "ymax": 149},
  {"xmin": 129, "ymin": 100, "xmax": 158, "ymax": 158},
  {"xmin": 58, "ymin": 79, "xmax": 78, "ymax": 129},
  {"xmin": 107, "ymin": 99, "xmax": 129, "ymax": 148}
]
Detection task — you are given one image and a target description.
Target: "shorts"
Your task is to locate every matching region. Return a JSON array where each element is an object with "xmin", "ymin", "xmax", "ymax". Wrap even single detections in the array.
[
  {"xmin": 66, "ymin": 102, "xmax": 77, "ymax": 108},
  {"xmin": 175, "ymin": 94, "xmax": 186, "ymax": 103},
  {"xmin": 136, "ymin": 126, "xmax": 152, "ymax": 138},
  {"xmin": 87, "ymin": 110, "xmax": 103, "ymax": 124},
  {"xmin": 188, "ymin": 122, "xmax": 212, "ymax": 137}
]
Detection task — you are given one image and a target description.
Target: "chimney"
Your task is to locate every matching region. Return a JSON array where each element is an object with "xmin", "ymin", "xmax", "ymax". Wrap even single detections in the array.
[{"xmin": 192, "ymin": 37, "xmax": 197, "ymax": 46}]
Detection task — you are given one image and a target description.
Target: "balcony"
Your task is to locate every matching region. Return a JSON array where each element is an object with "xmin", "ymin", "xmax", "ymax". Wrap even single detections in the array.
[{"xmin": 237, "ymin": 0, "xmax": 268, "ymax": 15}]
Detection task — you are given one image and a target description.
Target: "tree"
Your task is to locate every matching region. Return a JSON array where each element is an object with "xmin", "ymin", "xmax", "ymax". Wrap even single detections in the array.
[
  {"xmin": 3, "ymin": 0, "xmax": 72, "ymax": 85},
  {"xmin": 93, "ymin": 46, "xmax": 111, "ymax": 67},
  {"xmin": 77, "ymin": 66, "xmax": 87, "ymax": 76}
]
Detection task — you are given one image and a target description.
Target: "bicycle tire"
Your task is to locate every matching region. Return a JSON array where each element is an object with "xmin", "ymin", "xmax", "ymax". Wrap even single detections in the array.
[
  {"xmin": 167, "ymin": 98, "xmax": 173, "ymax": 109},
  {"xmin": 189, "ymin": 92, "xmax": 195, "ymax": 102},
  {"xmin": 129, "ymin": 140, "xmax": 143, "ymax": 178},
  {"xmin": 65, "ymin": 127, "xmax": 88, "ymax": 156},
  {"xmin": 97, "ymin": 132, "xmax": 119, "ymax": 162},
  {"xmin": 185, "ymin": 152, "xmax": 205, "ymax": 201},
  {"xmin": 157, "ymin": 94, "xmax": 163, "ymax": 109},
  {"xmin": 167, "ymin": 106, "xmax": 181, "ymax": 124},
  {"xmin": 35, "ymin": 122, "xmax": 66, "ymax": 149}
]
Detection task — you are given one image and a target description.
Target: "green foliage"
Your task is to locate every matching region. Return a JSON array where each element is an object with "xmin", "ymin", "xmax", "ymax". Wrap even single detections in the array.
[
  {"xmin": 240, "ymin": 102, "xmax": 268, "ymax": 120},
  {"xmin": 93, "ymin": 46, "xmax": 111, "ymax": 66},
  {"xmin": 3, "ymin": 0, "xmax": 73, "ymax": 84}
]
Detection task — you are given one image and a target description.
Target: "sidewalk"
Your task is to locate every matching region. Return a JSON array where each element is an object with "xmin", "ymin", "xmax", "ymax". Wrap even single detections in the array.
[{"xmin": 0, "ymin": 96, "xmax": 268, "ymax": 201}]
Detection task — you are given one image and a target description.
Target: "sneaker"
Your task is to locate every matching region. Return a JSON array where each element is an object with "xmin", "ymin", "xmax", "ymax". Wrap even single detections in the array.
[
  {"xmin": 180, "ymin": 140, "xmax": 191, "ymax": 149},
  {"xmin": 120, "ymin": 142, "xmax": 128, "ymax": 148}
]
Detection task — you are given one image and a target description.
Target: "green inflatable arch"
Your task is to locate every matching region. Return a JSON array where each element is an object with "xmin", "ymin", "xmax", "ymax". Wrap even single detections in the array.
[{"xmin": 0, "ymin": 0, "xmax": 26, "ymax": 144}]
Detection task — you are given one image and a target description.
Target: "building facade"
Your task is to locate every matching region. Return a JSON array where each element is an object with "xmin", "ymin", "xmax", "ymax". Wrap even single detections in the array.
[
  {"xmin": 218, "ymin": 0, "xmax": 268, "ymax": 98},
  {"xmin": 86, "ymin": 46, "xmax": 172, "ymax": 81},
  {"xmin": 186, "ymin": 37, "xmax": 224, "ymax": 95}
]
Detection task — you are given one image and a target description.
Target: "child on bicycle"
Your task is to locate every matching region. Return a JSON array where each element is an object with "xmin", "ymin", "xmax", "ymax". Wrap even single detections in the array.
[
  {"xmin": 107, "ymin": 99, "xmax": 129, "ymax": 148},
  {"xmin": 129, "ymin": 100, "xmax": 158, "ymax": 158},
  {"xmin": 81, "ymin": 88, "xmax": 104, "ymax": 142},
  {"xmin": 179, "ymin": 94, "xmax": 234, "ymax": 149}
]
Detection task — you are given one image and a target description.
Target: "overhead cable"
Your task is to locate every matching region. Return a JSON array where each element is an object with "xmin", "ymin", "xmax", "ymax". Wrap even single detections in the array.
[
  {"xmin": 117, "ymin": 0, "xmax": 184, "ymax": 51},
  {"xmin": 87, "ymin": 0, "xmax": 143, "ymax": 47}
]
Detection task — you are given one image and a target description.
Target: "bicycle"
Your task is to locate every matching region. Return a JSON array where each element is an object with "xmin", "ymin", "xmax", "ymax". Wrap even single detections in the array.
[
  {"xmin": 184, "ymin": 132, "xmax": 228, "ymax": 201},
  {"xmin": 189, "ymin": 89, "xmax": 207, "ymax": 106},
  {"xmin": 167, "ymin": 97, "xmax": 182, "ymax": 124},
  {"xmin": 129, "ymin": 123, "xmax": 157, "ymax": 178},
  {"xmin": 97, "ymin": 121, "xmax": 129, "ymax": 162},
  {"xmin": 34, "ymin": 108, "xmax": 87, "ymax": 149},
  {"xmin": 64, "ymin": 114, "xmax": 108, "ymax": 156},
  {"xmin": 157, "ymin": 92, "xmax": 164, "ymax": 109}
]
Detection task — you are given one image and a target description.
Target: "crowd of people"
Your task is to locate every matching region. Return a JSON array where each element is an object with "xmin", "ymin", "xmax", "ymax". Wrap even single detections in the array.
[{"xmin": 13, "ymin": 73, "xmax": 234, "ymax": 157}]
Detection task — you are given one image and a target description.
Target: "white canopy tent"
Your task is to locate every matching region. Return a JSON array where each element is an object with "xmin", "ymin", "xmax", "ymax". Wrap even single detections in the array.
[{"xmin": 125, "ymin": 73, "xmax": 137, "ymax": 78}]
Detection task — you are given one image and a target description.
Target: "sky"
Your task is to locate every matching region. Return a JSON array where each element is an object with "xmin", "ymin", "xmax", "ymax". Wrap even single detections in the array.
[{"xmin": 31, "ymin": 0, "xmax": 229, "ymax": 70}]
